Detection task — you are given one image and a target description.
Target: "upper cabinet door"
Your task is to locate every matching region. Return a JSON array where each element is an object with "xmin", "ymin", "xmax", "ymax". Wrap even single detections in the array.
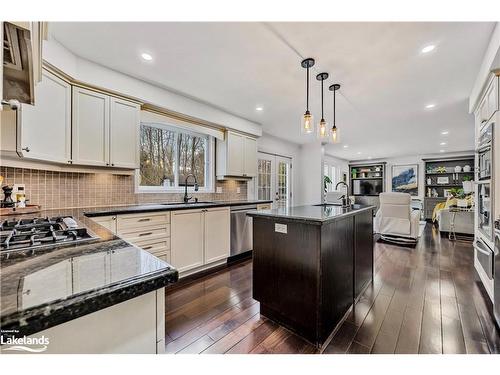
[
  {"xmin": 243, "ymin": 136, "xmax": 257, "ymax": 177},
  {"xmin": 226, "ymin": 132, "xmax": 245, "ymax": 176},
  {"xmin": 109, "ymin": 97, "xmax": 140, "ymax": 168},
  {"xmin": 72, "ymin": 87, "xmax": 110, "ymax": 166},
  {"xmin": 21, "ymin": 70, "xmax": 71, "ymax": 163}
]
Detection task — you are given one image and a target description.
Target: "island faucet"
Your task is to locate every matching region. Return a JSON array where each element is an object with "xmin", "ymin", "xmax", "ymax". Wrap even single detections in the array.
[
  {"xmin": 183, "ymin": 174, "xmax": 199, "ymax": 203},
  {"xmin": 335, "ymin": 181, "xmax": 350, "ymax": 207}
]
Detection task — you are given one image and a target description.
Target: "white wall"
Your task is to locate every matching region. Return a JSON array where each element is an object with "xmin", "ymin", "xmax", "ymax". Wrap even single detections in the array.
[
  {"xmin": 43, "ymin": 38, "xmax": 262, "ymax": 137},
  {"xmin": 355, "ymin": 151, "xmax": 474, "ymax": 201},
  {"xmin": 296, "ymin": 142, "xmax": 324, "ymax": 206}
]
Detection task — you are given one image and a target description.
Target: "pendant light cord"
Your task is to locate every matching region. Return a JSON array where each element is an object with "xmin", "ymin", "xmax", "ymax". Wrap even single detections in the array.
[
  {"xmin": 306, "ymin": 66, "xmax": 309, "ymax": 111},
  {"xmin": 333, "ymin": 89, "xmax": 336, "ymax": 126},
  {"xmin": 321, "ymin": 79, "xmax": 324, "ymax": 119}
]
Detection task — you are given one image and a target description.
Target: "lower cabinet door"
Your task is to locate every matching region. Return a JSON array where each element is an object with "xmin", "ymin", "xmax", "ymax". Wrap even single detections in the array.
[
  {"xmin": 204, "ymin": 207, "xmax": 230, "ymax": 264},
  {"xmin": 171, "ymin": 210, "xmax": 204, "ymax": 273},
  {"xmin": 354, "ymin": 210, "xmax": 374, "ymax": 297}
]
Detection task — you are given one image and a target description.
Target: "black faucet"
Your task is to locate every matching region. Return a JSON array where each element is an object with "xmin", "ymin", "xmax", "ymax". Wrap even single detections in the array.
[
  {"xmin": 183, "ymin": 174, "xmax": 199, "ymax": 203},
  {"xmin": 335, "ymin": 181, "xmax": 350, "ymax": 208}
]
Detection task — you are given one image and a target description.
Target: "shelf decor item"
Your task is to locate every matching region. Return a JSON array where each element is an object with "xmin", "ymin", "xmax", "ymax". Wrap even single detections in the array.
[
  {"xmin": 454, "ymin": 166, "xmax": 462, "ymax": 173},
  {"xmin": 316, "ymin": 72, "xmax": 330, "ymax": 140},
  {"xmin": 463, "ymin": 165, "xmax": 471, "ymax": 172},
  {"xmin": 300, "ymin": 58, "xmax": 315, "ymax": 135},
  {"xmin": 462, "ymin": 176, "xmax": 474, "ymax": 193},
  {"xmin": 328, "ymin": 83, "xmax": 341, "ymax": 143},
  {"xmin": 437, "ymin": 176, "xmax": 449, "ymax": 185},
  {"xmin": 392, "ymin": 164, "xmax": 418, "ymax": 196}
]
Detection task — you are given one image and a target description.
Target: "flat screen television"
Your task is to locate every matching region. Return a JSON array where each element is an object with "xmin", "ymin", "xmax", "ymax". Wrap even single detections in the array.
[{"xmin": 353, "ymin": 179, "xmax": 383, "ymax": 196}]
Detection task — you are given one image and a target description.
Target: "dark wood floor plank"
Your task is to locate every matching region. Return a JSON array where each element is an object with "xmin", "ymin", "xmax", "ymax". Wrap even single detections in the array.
[
  {"xmin": 225, "ymin": 319, "xmax": 280, "ymax": 354},
  {"xmin": 352, "ymin": 292, "xmax": 392, "ymax": 349},
  {"xmin": 347, "ymin": 341, "xmax": 371, "ymax": 354},
  {"xmin": 323, "ymin": 321, "xmax": 358, "ymax": 354},
  {"xmin": 394, "ymin": 306, "xmax": 423, "ymax": 354}
]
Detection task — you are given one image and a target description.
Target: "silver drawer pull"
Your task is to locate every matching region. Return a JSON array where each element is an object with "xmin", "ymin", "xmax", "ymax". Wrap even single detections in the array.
[
  {"xmin": 143, "ymin": 246, "xmax": 153, "ymax": 250},
  {"xmin": 138, "ymin": 218, "xmax": 151, "ymax": 222},
  {"xmin": 139, "ymin": 232, "xmax": 153, "ymax": 237}
]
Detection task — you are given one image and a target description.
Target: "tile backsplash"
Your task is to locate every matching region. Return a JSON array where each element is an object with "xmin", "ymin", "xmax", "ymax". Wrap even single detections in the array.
[{"xmin": 0, "ymin": 167, "xmax": 248, "ymax": 210}]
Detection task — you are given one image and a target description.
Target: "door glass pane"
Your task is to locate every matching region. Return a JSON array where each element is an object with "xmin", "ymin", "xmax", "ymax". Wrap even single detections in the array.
[
  {"xmin": 277, "ymin": 161, "xmax": 290, "ymax": 208},
  {"xmin": 258, "ymin": 159, "xmax": 272, "ymax": 200}
]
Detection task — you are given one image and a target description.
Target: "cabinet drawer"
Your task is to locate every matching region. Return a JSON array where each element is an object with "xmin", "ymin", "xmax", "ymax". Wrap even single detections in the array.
[
  {"xmin": 132, "ymin": 237, "xmax": 171, "ymax": 253},
  {"xmin": 117, "ymin": 212, "xmax": 170, "ymax": 230},
  {"xmin": 257, "ymin": 203, "xmax": 272, "ymax": 210},
  {"xmin": 118, "ymin": 225, "xmax": 170, "ymax": 242}
]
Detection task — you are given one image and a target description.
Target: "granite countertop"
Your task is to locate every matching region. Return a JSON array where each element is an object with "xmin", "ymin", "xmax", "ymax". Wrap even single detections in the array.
[
  {"xmin": 84, "ymin": 199, "xmax": 273, "ymax": 217},
  {"xmin": 247, "ymin": 204, "xmax": 375, "ymax": 225},
  {"xmin": 0, "ymin": 206, "xmax": 178, "ymax": 339}
]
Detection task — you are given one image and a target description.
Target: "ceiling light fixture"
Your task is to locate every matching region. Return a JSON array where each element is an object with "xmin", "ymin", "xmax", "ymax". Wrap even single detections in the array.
[
  {"xmin": 440, "ymin": 142, "xmax": 447, "ymax": 146},
  {"xmin": 316, "ymin": 72, "xmax": 330, "ymax": 140},
  {"xmin": 141, "ymin": 52, "xmax": 153, "ymax": 61},
  {"xmin": 421, "ymin": 45, "xmax": 435, "ymax": 54},
  {"xmin": 425, "ymin": 104, "xmax": 436, "ymax": 109},
  {"xmin": 343, "ymin": 145, "xmax": 349, "ymax": 148},
  {"xmin": 300, "ymin": 58, "xmax": 315, "ymax": 135},
  {"xmin": 440, "ymin": 149, "xmax": 445, "ymax": 153},
  {"xmin": 441, "ymin": 130, "xmax": 449, "ymax": 135},
  {"xmin": 368, "ymin": 156, "xmax": 372, "ymax": 160},
  {"xmin": 329, "ymin": 83, "xmax": 341, "ymax": 144},
  {"xmin": 357, "ymin": 151, "xmax": 362, "ymax": 155},
  {"xmin": 255, "ymin": 106, "xmax": 263, "ymax": 111}
]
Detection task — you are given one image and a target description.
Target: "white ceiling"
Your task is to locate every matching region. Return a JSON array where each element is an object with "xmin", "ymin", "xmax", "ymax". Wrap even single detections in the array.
[{"xmin": 50, "ymin": 22, "xmax": 495, "ymax": 160}]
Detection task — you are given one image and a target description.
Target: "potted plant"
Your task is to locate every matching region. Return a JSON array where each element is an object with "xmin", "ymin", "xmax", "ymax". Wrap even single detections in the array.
[
  {"xmin": 449, "ymin": 187, "xmax": 470, "ymax": 208},
  {"xmin": 462, "ymin": 176, "xmax": 474, "ymax": 193}
]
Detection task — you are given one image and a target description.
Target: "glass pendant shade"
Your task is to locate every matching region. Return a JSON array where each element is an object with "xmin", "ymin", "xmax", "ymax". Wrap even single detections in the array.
[
  {"xmin": 317, "ymin": 119, "xmax": 329, "ymax": 140},
  {"xmin": 331, "ymin": 124, "xmax": 339, "ymax": 143},
  {"xmin": 301, "ymin": 111, "xmax": 314, "ymax": 134}
]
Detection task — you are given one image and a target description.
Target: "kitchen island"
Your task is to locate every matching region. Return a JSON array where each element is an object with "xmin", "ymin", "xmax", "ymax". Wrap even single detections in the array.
[{"xmin": 247, "ymin": 204, "xmax": 375, "ymax": 349}]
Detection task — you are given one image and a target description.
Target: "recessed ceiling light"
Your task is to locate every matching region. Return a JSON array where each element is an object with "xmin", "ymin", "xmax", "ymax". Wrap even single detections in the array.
[
  {"xmin": 367, "ymin": 156, "xmax": 372, "ymax": 160},
  {"xmin": 440, "ymin": 149, "xmax": 445, "ymax": 153},
  {"xmin": 421, "ymin": 45, "xmax": 435, "ymax": 54},
  {"xmin": 425, "ymin": 104, "xmax": 436, "ymax": 109},
  {"xmin": 441, "ymin": 130, "xmax": 449, "ymax": 135},
  {"xmin": 357, "ymin": 151, "xmax": 362, "ymax": 155},
  {"xmin": 255, "ymin": 106, "xmax": 263, "ymax": 111},
  {"xmin": 440, "ymin": 142, "xmax": 447, "ymax": 146},
  {"xmin": 141, "ymin": 53, "xmax": 153, "ymax": 61},
  {"xmin": 343, "ymin": 145, "xmax": 349, "ymax": 148}
]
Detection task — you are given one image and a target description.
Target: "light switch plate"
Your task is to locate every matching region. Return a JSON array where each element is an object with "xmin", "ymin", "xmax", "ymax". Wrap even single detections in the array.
[
  {"xmin": 216, "ymin": 186, "xmax": 222, "ymax": 193},
  {"xmin": 275, "ymin": 223, "xmax": 287, "ymax": 234}
]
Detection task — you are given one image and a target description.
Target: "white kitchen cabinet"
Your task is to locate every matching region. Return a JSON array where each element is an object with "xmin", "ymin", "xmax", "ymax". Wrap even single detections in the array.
[
  {"xmin": 15, "ymin": 70, "xmax": 72, "ymax": 163},
  {"xmin": 91, "ymin": 215, "xmax": 117, "ymax": 233},
  {"xmin": 243, "ymin": 136, "xmax": 257, "ymax": 177},
  {"xmin": 110, "ymin": 97, "xmax": 140, "ymax": 168},
  {"xmin": 171, "ymin": 209, "xmax": 205, "ymax": 273},
  {"xmin": 72, "ymin": 87, "xmax": 110, "ymax": 166},
  {"xmin": 204, "ymin": 207, "xmax": 230, "ymax": 264},
  {"xmin": 72, "ymin": 88, "xmax": 140, "ymax": 168},
  {"xmin": 216, "ymin": 131, "xmax": 258, "ymax": 178}
]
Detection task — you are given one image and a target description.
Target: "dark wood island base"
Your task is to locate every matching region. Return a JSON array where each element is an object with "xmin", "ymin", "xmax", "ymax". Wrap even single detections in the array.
[{"xmin": 248, "ymin": 205, "xmax": 375, "ymax": 350}]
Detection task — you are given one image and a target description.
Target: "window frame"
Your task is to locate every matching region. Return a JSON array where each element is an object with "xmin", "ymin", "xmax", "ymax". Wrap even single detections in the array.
[{"xmin": 136, "ymin": 122, "xmax": 215, "ymax": 193}]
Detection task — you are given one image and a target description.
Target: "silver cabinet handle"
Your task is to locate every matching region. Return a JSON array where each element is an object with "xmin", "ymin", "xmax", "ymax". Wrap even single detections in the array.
[
  {"xmin": 143, "ymin": 246, "xmax": 153, "ymax": 250},
  {"xmin": 474, "ymin": 241, "xmax": 492, "ymax": 256},
  {"xmin": 139, "ymin": 232, "xmax": 153, "ymax": 237},
  {"xmin": 138, "ymin": 218, "xmax": 151, "ymax": 222}
]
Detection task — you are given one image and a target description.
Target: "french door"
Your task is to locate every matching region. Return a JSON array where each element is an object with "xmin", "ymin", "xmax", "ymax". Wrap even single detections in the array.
[{"xmin": 256, "ymin": 152, "xmax": 292, "ymax": 208}]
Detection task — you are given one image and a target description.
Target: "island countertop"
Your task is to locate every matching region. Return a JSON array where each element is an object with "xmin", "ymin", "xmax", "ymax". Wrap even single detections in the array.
[
  {"xmin": 246, "ymin": 204, "xmax": 375, "ymax": 225},
  {"xmin": 0, "ymin": 206, "xmax": 179, "ymax": 339}
]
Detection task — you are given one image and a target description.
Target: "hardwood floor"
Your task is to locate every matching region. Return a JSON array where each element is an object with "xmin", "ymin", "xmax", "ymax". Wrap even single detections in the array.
[{"xmin": 164, "ymin": 224, "xmax": 500, "ymax": 354}]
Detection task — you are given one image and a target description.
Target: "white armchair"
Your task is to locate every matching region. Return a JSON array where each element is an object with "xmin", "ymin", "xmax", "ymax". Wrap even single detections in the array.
[{"xmin": 374, "ymin": 192, "xmax": 421, "ymax": 245}]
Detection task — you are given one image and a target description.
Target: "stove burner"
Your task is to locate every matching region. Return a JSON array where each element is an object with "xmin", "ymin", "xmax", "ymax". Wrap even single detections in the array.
[{"xmin": 0, "ymin": 216, "xmax": 95, "ymax": 252}]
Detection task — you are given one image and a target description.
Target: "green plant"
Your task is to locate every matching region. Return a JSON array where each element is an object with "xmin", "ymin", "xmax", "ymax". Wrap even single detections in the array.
[
  {"xmin": 324, "ymin": 175, "xmax": 332, "ymax": 193},
  {"xmin": 449, "ymin": 187, "xmax": 465, "ymax": 198},
  {"xmin": 462, "ymin": 176, "xmax": 472, "ymax": 182}
]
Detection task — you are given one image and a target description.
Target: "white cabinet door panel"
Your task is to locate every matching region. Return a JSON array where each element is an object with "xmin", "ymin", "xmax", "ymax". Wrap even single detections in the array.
[
  {"xmin": 171, "ymin": 210, "xmax": 204, "ymax": 273},
  {"xmin": 226, "ymin": 132, "xmax": 244, "ymax": 176},
  {"xmin": 204, "ymin": 207, "xmax": 230, "ymax": 264},
  {"xmin": 21, "ymin": 70, "xmax": 71, "ymax": 163},
  {"xmin": 72, "ymin": 87, "xmax": 110, "ymax": 166},
  {"xmin": 110, "ymin": 97, "xmax": 140, "ymax": 168},
  {"xmin": 243, "ymin": 136, "xmax": 257, "ymax": 177}
]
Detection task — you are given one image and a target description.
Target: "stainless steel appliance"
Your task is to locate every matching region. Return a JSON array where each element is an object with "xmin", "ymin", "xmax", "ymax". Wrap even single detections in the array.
[
  {"xmin": 475, "ymin": 238, "xmax": 494, "ymax": 282},
  {"xmin": 0, "ymin": 216, "xmax": 97, "ymax": 254},
  {"xmin": 478, "ymin": 182, "xmax": 493, "ymax": 243},
  {"xmin": 494, "ymin": 219, "xmax": 500, "ymax": 328},
  {"xmin": 230, "ymin": 204, "xmax": 257, "ymax": 256},
  {"xmin": 477, "ymin": 121, "xmax": 493, "ymax": 180}
]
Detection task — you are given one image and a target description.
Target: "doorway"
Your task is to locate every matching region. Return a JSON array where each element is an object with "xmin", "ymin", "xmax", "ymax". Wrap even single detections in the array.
[{"xmin": 256, "ymin": 152, "xmax": 292, "ymax": 208}]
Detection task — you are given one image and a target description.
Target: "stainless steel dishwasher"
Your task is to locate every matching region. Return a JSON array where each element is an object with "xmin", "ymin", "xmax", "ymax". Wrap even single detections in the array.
[{"xmin": 230, "ymin": 204, "xmax": 258, "ymax": 256}]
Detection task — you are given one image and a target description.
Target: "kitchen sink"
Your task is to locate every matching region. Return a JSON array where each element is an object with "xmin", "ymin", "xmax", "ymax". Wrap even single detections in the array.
[
  {"xmin": 161, "ymin": 201, "xmax": 214, "ymax": 205},
  {"xmin": 313, "ymin": 203, "xmax": 343, "ymax": 207}
]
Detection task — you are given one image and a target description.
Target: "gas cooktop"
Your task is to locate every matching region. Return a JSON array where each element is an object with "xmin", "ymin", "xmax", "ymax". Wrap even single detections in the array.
[{"xmin": 0, "ymin": 216, "xmax": 97, "ymax": 252}]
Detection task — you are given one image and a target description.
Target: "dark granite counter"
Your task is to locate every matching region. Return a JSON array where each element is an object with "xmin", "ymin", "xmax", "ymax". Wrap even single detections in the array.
[
  {"xmin": 247, "ymin": 204, "xmax": 375, "ymax": 225},
  {"xmin": 0, "ymin": 206, "xmax": 178, "ymax": 339},
  {"xmin": 84, "ymin": 199, "xmax": 273, "ymax": 217}
]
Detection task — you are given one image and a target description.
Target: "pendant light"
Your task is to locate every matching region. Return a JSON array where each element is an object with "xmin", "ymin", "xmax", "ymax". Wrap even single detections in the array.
[
  {"xmin": 329, "ymin": 83, "xmax": 341, "ymax": 143},
  {"xmin": 300, "ymin": 58, "xmax": 315, "ymax": 134},
  {"xmin": 316, "ymin": 72, "xmax": 329, "ymax": 140}
]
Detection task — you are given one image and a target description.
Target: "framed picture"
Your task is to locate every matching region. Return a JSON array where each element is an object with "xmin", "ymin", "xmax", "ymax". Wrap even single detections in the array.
[
  {"xmin": 443, "ymin": 189, "xmax": 452, "ymax": 198},
  {"xmin": 392, "ymin": 164, "xmax": 418, "ymax": 196},
  {"xmin": 437, "ymin": 176, "xmax": 449, "ymax": 185}
]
